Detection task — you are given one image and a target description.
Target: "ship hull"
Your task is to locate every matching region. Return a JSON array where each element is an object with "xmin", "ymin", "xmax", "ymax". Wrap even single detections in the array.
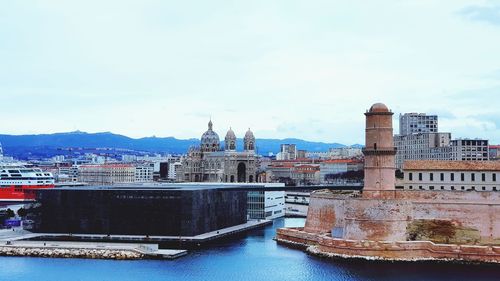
[{"xmin": 0, "ymin": 185, "xmax": 55, "ymax": 202}]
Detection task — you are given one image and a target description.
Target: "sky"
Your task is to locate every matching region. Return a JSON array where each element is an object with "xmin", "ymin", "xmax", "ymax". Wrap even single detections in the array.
[{"xmin": 0, "ymin": 0, "xmax": 499, "ymax": 145}]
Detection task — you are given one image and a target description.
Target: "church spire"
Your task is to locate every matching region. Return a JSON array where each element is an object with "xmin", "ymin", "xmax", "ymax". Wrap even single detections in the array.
[{"xmin": 208, "ymin": 118, "xmax": 213, "ymax": 130}]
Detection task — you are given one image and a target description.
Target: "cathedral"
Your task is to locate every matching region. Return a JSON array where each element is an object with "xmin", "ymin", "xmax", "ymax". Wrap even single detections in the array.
[{"xmin": 180, "ymin": 120, "xmax": 259, "ymax": 183}]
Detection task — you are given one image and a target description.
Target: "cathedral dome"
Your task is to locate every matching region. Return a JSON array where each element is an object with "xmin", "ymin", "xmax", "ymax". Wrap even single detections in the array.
[
  {"xmin": 201, "ymin": 120, "xmax": 220, "ymax": 152},
  {"xmin": 369, "ymin": 103, "xmax": 389, "ymax": 113}
]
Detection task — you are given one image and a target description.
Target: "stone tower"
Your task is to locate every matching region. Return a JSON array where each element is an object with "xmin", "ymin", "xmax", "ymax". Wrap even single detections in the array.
[
  {"xmin": 244, "ymin": 129, "xmax": 255, "ymax": 151},
  {"xmin": 363, "ymin": 103, "xmax": 396, "ymax": 197},
  {"xmin": 225, "ymin": 127, "xmax": 236, "ymax": 151}
]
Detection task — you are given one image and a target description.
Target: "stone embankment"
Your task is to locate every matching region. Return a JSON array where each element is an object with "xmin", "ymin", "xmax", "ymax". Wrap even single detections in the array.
[
  {"xmin": 0, "ymin": 246, "xmax": 144, "ymax": 260},
  {"xmin": 276, "ymin": 228, "xmax": 500, "ymax": 264}
]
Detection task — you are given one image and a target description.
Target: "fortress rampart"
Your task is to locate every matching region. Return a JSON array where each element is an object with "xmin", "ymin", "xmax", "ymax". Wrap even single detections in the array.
[{"xmin": 276, "ymin": 103, "xmax": 500, "ymax": 263}]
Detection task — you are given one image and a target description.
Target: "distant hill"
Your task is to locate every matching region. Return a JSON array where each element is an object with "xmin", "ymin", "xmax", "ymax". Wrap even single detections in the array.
[{"xmin": 0, "ymin": 131, "xmax": 362, "ymax": 159}]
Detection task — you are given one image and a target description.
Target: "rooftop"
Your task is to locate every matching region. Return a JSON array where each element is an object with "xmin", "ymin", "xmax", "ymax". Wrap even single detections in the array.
[
  {"xmin": 403, "ymin": 160, "xmax": 500, "ymax": 171},
  {"xmin": 50, "ymin": 182, "xmax": 285, "ymax": 191}
]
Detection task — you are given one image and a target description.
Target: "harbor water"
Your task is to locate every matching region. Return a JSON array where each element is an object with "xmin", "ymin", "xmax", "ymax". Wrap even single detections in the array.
[{"xmin": 0, "ymin": 218, "xmax": 498, "ymax": 281}]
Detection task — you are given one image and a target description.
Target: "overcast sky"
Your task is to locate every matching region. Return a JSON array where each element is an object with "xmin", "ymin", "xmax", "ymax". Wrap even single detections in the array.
[{"xmin": 1, "ymin": 0, "xmax": 499, "ymax": 145}]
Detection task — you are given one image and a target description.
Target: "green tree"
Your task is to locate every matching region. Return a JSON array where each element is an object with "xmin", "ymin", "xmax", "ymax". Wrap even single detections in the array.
[
  {"xmin": 6, "ymin": 208, "xmax": 15, "ymax": 218},
  {"xmin": 17, "ymin": 208, "xmax": 27, "ymax": 217}
]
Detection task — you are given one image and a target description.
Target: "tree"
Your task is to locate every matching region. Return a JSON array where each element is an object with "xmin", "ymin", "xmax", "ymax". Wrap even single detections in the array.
[
  {"xmin": 277, "ymin": 177, "xmax": 296, "ymax": 187},
  {"xmin": 6, "ymin": 208, "xmax": 15, "ymax": 218},
  {"xmin": 17, "ymin": 208, "xmax": 27, "ymax": 218},
  {"xmin": 324, "ymin": 170, "xmax": 364, "ymax": 183}
]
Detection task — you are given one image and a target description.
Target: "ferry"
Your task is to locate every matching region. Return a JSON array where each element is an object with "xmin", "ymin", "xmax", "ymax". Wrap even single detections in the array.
[{"xmin": 0, "ymin": 165, "xmax": 55, "ymax": 201}]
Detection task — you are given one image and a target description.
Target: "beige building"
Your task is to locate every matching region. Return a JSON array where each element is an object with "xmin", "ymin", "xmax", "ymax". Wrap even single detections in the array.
[
  {"xmin": 78, "ymin": 164, "xmax": 136, "ymax": 185},
  {"xmin": 402, "ymin": 160, "xmax": 499, "ymax": 191},
  {"xmin": 180, "ymin": 120, "xmax": 259, "ymax": 183}
]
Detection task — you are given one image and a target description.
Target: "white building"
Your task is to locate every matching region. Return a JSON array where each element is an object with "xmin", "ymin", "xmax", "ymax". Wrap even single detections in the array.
[
  {"xmin": 328, "ymin": 147, "xmax": 363, "ymax": 158},
  {"xmin": 401, "ymin": 160, "xmax": 499, "ymax": 191},
  {"xmin": 450, "ymin": 139, "xmax": 489, "ymax": 161},
  {"xmin": 399, "ymin": 113, "xmax": 438, "ymax": 135},
  {"xmin": 319, "ymin": 159, "xmax": 363, "ymax": 184},
  {"xmin": 135, "ymin": 163, "xmax": 154, "ymax": 182},
  {"xmin": 57, "ymin": 166, "xmax": 79, "ymax": 182},
  {"xmin": 246, "ymin": 183, "xmax": 285, "ymax": 220},
  {"xmin": 121, "ymin": 155, "xmax": 138, "ymax": 162},
  {"xmin": 394, "ymin": 132, "xmax": 452, "ymax": 170},
  {"xmin": 78, "ymin": 164, "xmax": 136, "ymax": 185},
  {"xmin": 168, "ymin": 162, "xmax": 183, "ymax": 180},
  {"xmin": 276, "ymin": 144, "xmax": 297, "ymax": 160}
]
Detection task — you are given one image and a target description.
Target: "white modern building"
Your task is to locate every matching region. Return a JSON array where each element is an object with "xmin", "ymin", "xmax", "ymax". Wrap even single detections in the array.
[
  {"xmin": 135, "ymin": 163, "xmax": 155, "ymax": 182},
  {"xmin": 401, "ymin": 160, "xmax": 499, "ymax": 191},
  {"xmin": 276, "ymin": 144, "xmax": 298, "ymax": 160},
  {"xmin": 394, "ymin": 132, "xmax": 452, "ymax": 169},
  {"xmin": 246, "ymin": 183, "xmax": 286, "ymax": 220},
  {"xmin": 168, "ymin": 162, "xmax": 183, "ymax": 180},
  {"xmin": 450, "ymin": 139, "xmax": 489, "ymax": 161},
  {"xmin": 399, "ymin": 113, "xmax": 438, "ymax": 135}
]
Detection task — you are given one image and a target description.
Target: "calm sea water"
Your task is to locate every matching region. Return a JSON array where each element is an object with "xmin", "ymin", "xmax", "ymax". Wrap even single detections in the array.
[{"xmin": 0, "ymin": 218, "xmax": 498, "ymax": 281}]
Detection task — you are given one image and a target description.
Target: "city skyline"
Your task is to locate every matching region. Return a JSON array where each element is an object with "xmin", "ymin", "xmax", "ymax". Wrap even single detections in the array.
[{"xmin": 1, "ymin": 1, "xmax": 499, "ymax": 144}]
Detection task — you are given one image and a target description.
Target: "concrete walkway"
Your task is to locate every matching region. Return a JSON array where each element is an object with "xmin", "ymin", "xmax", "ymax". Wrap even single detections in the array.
[
  {"xmin": 22, "ymin": 220, "xmax": 272, "ymax": 243},
  {"xmin": 0, "ymin": 228, "xmax": 186, "ymax": 259}
]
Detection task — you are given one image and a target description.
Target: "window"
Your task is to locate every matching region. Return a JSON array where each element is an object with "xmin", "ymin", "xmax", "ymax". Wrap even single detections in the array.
[
  {"xmin": 409, "ymin": 173, "xmax": 413, "ymax": 181},
  {"xmin": 451, "ymin": 186, "xmax": 455, "ymax": 190},
  {"xmin": 419, "ymin": 173, "xmax": 422, "ymax": 181},
  {"xmin": 440, "ymin": 173, "xmax": 444, "ymax": 181},
  {"xmin": 429, "ymin": 186, "xmax": 434, "ymax": 190},
  {"xmin": 419, "ymin": 186, "xmax": 423, "ymax": 190},
  {"xmin": 471, "ymin": 173, "xmax": 475, "ymax": 182},
  {"xmin": 461, "ymin": 186, "xmax": 465, "ymax": 190},
  {"xmin": 430, "ymin": 173, "xmax": 434, "ymax": 181},
  {"xmin": 482, "ymin": 186, "xmax": 486, "ymax": 191},
  {"xmin": 482, "ymin": 173, "xmax": 486, "ymax": 182},
  {"xmin": 461, "ymin": 173, "xmax": 465, "ymax": 181},
  {"xmin": 441, "ymin": 186, "xmax": 444, "ymax": 190},
  {"xmin": 494, "ymin": 174, "xmax": 497, "ymax": 182}
]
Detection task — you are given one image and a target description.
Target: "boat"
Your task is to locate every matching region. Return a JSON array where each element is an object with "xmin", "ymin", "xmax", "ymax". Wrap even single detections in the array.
[{"xmin": 0, "ymin": 164, "xmax": 55, "ymax": 201}]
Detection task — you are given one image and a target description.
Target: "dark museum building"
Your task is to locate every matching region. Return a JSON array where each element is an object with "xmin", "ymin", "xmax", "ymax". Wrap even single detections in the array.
[{"xmin": 28, "ymin": 185, "xmax": 248, "ymax": 236}]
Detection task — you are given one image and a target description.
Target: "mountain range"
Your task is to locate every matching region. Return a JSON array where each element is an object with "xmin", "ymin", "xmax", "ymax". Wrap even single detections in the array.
[{"xmin": 0, "ymin": 131, "xmax": 362, "ymax": 159}]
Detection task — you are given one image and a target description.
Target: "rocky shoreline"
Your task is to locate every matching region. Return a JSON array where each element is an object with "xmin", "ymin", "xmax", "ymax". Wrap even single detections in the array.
[{"xmin": 0, "ymin": 246, "xmax": 144, "ymax": 260}]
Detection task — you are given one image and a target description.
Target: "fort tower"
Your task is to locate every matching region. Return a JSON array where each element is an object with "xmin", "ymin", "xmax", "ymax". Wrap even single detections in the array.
[{"xmin": 363, "ymin": 103, "xmax": 396, "ymax": 197}]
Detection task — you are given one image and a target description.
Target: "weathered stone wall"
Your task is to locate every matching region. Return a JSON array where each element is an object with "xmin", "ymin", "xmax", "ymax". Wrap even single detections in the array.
[
  {"xmin": 304, "ymin": 190, "xmax": 500, "ymax": 243},
  {"xmin": 303, "ymin": 192, "xmax": 348, "ymax": 234},
  {"xmin": 343, "ymin": 199, "xmax": 412, "ymax": 241}
]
